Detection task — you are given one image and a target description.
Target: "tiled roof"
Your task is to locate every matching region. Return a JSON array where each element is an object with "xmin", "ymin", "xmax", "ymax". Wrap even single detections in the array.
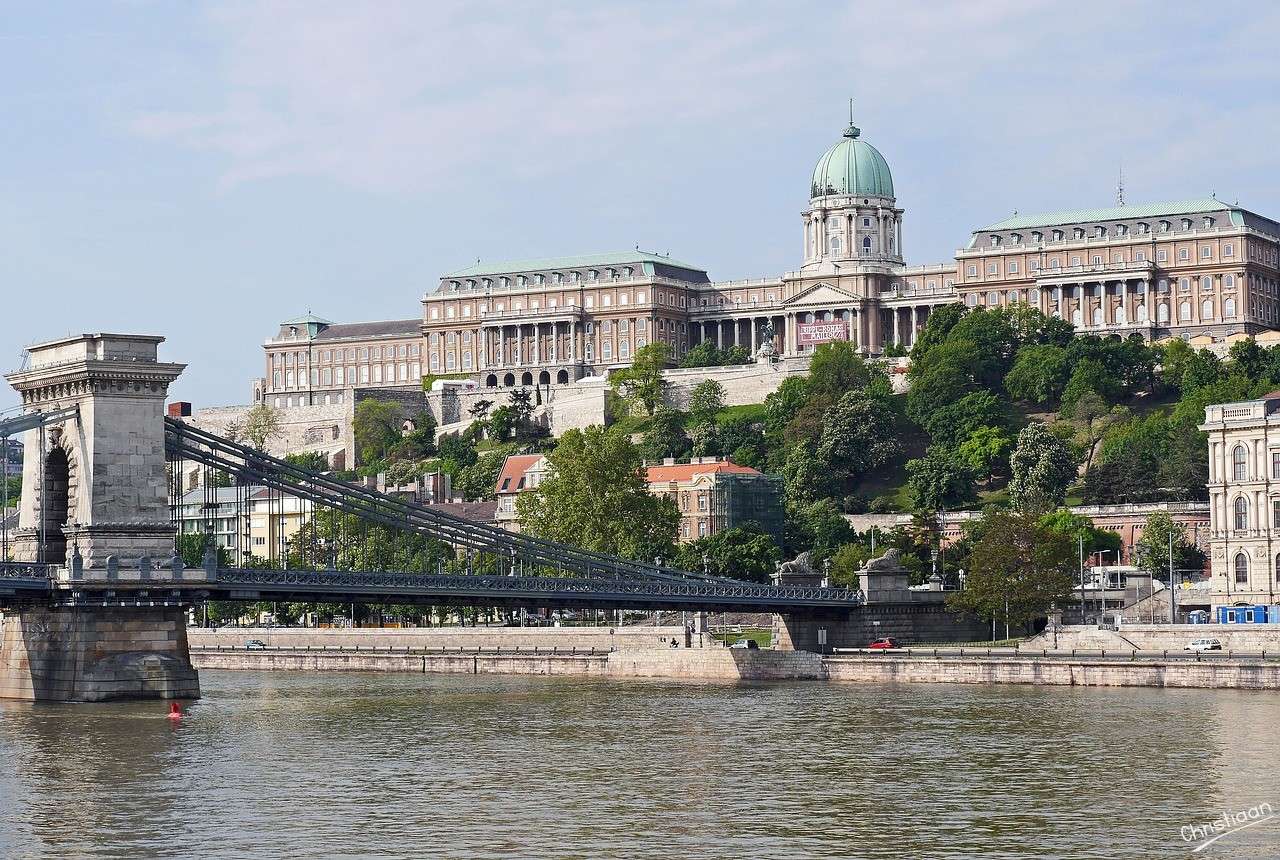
[
  {"xmin": 495, "ymin": 454, "xmax": 544, "ymax": 494},
  {"xmin": 645, "ymin": 461, "xmax": 762, "ymax": 483},
  {"xmin": 312, "ymin": 319, "xmax": 421, "ymax": 340},
  {"xmin": 430, "ymin": 500, "xmax": 498, "ymax": 524},
  {"xmin": 442, "ymin": 250, "xmax": 706, "ymax": 279},
  {"xmin": 976, "ymin": 197, "xmax": 1239, "ymax": 232}
]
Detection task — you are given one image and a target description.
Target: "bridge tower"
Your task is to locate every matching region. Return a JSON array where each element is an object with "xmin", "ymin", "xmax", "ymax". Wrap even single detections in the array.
[
  {"xmin": 0, "ymin": 333, "xmax": 197, "ymax": 702},
  {"xmin": 6, "ymin": 333, "xmax": 184, "ymax": 568}
]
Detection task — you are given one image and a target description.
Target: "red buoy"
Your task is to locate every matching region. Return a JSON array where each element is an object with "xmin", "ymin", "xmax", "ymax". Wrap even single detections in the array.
[{"xmin": 168, "ymin": 701, "xmax": 182, "ymax": 719}]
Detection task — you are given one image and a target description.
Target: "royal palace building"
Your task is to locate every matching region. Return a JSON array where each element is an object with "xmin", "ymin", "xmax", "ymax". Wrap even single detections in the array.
[{"xmin": 257, "ymin": 118, "xmax": 1280, "ymax": 406}]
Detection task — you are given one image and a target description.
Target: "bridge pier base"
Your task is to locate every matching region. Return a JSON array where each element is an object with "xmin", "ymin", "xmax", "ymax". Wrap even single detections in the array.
[{"xmin": 0, "ymin": 606, "xmax": 199, "ymax": 702}]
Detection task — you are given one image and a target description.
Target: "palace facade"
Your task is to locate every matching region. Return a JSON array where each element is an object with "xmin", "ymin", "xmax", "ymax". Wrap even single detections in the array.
[{"xmin": 257, "ymin": 119, "xmax": 1280, "ymax": 406}]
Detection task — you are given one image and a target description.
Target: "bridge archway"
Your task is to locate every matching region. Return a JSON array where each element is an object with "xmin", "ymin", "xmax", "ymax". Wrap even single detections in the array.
[{"xmin": 40, "ymin": 445, "xmax": 72, "ymax": 564}]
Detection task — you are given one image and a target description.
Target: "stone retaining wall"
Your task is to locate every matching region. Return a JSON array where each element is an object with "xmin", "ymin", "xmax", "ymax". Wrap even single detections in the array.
[
  {"xmin": 189, "ymin": 625, "xmax": 693, "ymax": 652},
  {"xmin": 823, "ymin": 655, "xmax": 1280, "ymax": 690}
]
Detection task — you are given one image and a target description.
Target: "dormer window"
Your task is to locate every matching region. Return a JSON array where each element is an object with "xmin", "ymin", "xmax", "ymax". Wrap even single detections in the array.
[
  {"xmin": 482, "ymin": 278, "xmax": 491, "ymax": 289},
  {"xmin": 1095, "ymin": 226, "xmax": 1107, "ymax": 238},
  {"xmin": 624, "ymin": 266, "xmax": 633, "ymax": 277},
  {"xmin": 1181, "ymin": 218, "xmax": 1192, "ymax": 230},
  {"xmin": 1159, "ymin": 220, "xmax": 1171, "ymax": 232},
  {"xmin": 499, "ymin": 277, "xmax": 508, "ymax": 288},
  {"xmin": 989, "ymin": 235, "xmax": 1001, "ymax": 247},
  {"xmin": 1011, "ymin": 233, "xmax": 1022, "ymax": 244},
  {"xmin": 1137, "ymin": 222, "xmax": 1150, "ymax": 234},
  {"xmin": 450, "ymin": 280, "xmax": 460, "ymax": 289},
  {"xmin": 553, "ymin": 272, "xmax": 562, "ymax": 284},
  {"xmin": 535, "ymin": 274, "xmax": 544, "ymax": 285},
  {"xmin": 1117, "ymin": 224, "xmax": 1128, "ymax": 236},
  {"xmin": 517, "ymin": 275, "xmax": 526, "ymax": 287},
  {"xmin": 1203, "ymin": 216, "xmax": 1215, "ymax": 228},
  {"xmin": 289, "ymin": 326, "xmax": 298, "ymax": 337},
  {"xmin": 1052, "ymin": 229, "xmax": 1064, "ymax": 241},
  {"xmin": 588, "ymin": 270, "xmax": 598, "ymax": 281},
  {"xmin": 1073, "ymin": 228, "xmax": 1085, "ymax": 239}
]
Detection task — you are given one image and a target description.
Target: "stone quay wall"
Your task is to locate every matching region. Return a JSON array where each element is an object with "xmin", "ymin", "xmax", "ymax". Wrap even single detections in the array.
[
  {"xmin": 1027, "ymin": 623, "xmax": 1280, "ymax": 653},
  {"xmin": 774, "ymin": 603, "xmax": 991, "ymax": 652},
  {"xmin": 822, "ymin": 654, "xmax": 1280, "ymax": 690},
  {"xmin": 189, "ymin": 625, "xmax": 693, "ymax": 652}
]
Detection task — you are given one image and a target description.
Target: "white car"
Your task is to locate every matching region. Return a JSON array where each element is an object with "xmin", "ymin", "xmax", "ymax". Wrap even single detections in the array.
[{"xmin": 1184, "ymin": 638, "xmax": 1223, "ymax": 652}]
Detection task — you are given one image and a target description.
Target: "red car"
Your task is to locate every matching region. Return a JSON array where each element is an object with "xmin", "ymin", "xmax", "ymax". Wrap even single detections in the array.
[{"xmin": 868, "ymin": 637, "xmax": 901, "ymax": 649}]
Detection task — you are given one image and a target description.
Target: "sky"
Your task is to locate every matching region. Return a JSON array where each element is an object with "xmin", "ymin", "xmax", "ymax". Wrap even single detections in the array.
[{"xmin": 3, "ymin": 1, "xmax": 1279, "ymax": 410}]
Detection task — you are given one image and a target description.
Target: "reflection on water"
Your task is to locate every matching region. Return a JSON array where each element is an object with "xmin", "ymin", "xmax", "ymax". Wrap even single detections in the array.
[{"xmin": 0, "ymin": 671, "xmax": 1276, "ymax": 859}]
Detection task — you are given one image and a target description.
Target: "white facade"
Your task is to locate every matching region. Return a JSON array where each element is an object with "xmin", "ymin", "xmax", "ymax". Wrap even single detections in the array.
[{"xmin": 1201, "ymin": 395, "xmax": 1280, "ymax": 606}]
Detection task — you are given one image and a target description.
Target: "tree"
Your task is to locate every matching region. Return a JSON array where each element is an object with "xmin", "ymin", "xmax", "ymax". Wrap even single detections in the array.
[
  {"xmin": 1070, "ymin": 393, "xmax": 1128, "ymax": 477},
  {"xmin": 906, "ymin": 338, "xmax": 981, "ymax": 426},
  {"xmin": 453, "ymin": 448, "xmax": 511, "ymax": 500},
  {"xmin": 921, "ymin": 390, "xmax": 1010, "ymax": 449},
  {"xmin": 517, "ymin": 426, "xmax": 678, "ymax": 560},
  {"xmin": 436, "ymin": 433, "xmax": 478, "ymax": 470},
  {"xmin": 813, "ymin": 389, "xmax": 901, "ymax": 492},
  {"xmin": 284, "ymin": 451, "xmax": 328, "ymax": 472},
  {"xmin": 679, "ymin": 341, "xmax": 722, "ymax": 368},
  {"xmin": 242, "ymin": 403, "xmax": 283, "ymax": 451},
  {"xmin": 783, "ymin": 498, "xmax": 858, "ymax": 562},
  {"xmin": 352, "ymin": 399, "xmax": 404, "ymax": 464},
  {"xmin": 763, "ymin": 376, "xmax": 810, "ymax": 434},
  {"xmin": 948, "ymin": 510, "xmax": 1076, "ymax": 635},
  {"xmin": 1059, "ymin": 358, "xmax": 1121, "ymax": 418},
  {"xmin": 690, "ymin": 420, "xmax": 718, "ymax": 457},
  {"xmin": 1004, "ymin": 344, "xmax": 1071, "ymax": 406},
  {"xmin": 673, "ymin": 523, "xmax": 781, "ymax": 583},
  {"xmin": 1037, "ymin": 508, "xmax": 1121, "ymax": 558},
  {"xmin": 687, "ymin": 379, "xmax": 725, "ymax": 422},
  {"xmin": 1133, "ymin": 510, "xmax": 1207, "ymax": 582},
  {"xmin": 829, "ymin": 541, "xmax": 873, "ymax": 587},
  {"xmin": 957, "ymin": 426, "xmax": 1014, "ymax": 483},
  {"xmin": 467, "ymin": 399, "xmax": 494, "ymax": 421},
  {"xmin": 807, "ymin": 340, "xmax": 870, "ymax": 400},
  {"xmin": 641, "ymin": 407, "xmax": 690, "ymax": 461},
  {"xmin": 611, "ymin": 342, "xmax": 670, "ymax": 416},
  {"xmin": 909, "ymin": 302, "xmax": 966, "ymax": 361},
  {"xmin": 906, "ymin": 446, "xmax": 977, "ymax": 513},
  {"xmin": 1008, "ymin": 422, "xmax": 1078, "ymax": 513}
]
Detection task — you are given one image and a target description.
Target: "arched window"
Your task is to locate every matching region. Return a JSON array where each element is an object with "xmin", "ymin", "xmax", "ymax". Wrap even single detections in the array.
[
  {"xmin": 1202, "ymin": 300, "xmax": 1214, "ymax": 320},
  {"xmin": 830, "ymin": 236, "xmax": 841, "ymax": 255},
  {"xmin": 987, "ymin": 290, "xmax": 999, "ymax": 306},
  {"xmin": 1224, "ymin": 298, "xmax": 1237, "ymax": 318},
  {"xmin": 1202, "ymin": 276, "xmax": 1213, "ymax": 290},
  {"xmin": 1116, "ymin": 307, "xmax": 1127, "ymax": 325},
  {"xmin": 1233, "ymin": 445, "xmax": 1248, "ymax": 481},
  {"xmin": 862, "ymin": 236, "xmax": 872, "ymax": 253},
  {"xmin": 1274, "ymin": 552, "xmax": 1280, "ymax": 583},
  {"xmin": 1225, "ymin": 274, "xmax": 1235, "ymax": 287},
  {"xmin": 1158, "ymin": 303, "xmax": 1169, "ymax": 323},
  {"xmin": 1092, "ymin": 307, "xmax": 1103, "ymax": 326},
  {"xmin": 1235, "ymin": 552, "xmax": 1249, "ymax": 584},
  {"xmin": 1179, "ymin": 301, "xmax": 1191, "ymax": 321},
  {"xmin": 1234, "ymin": 495, "xmax": 1249, "ymax": 531}
]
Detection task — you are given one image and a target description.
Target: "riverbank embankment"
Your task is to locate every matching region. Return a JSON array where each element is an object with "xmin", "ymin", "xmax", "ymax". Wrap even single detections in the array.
[{"xmin": 190, "ymin": 644, "xmax": 1280, "ymax": 689}]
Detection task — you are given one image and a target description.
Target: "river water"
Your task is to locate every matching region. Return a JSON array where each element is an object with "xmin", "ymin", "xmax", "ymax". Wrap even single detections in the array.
[{"xmin": 0, "ymin": 671, "xmax": 1276, "ymax": 859}]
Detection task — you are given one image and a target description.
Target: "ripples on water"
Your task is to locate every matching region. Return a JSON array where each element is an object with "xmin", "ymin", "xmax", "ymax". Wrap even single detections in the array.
[{"xmin": 0, "ymin": 671, "xmax": 1276, "ymax": 859}]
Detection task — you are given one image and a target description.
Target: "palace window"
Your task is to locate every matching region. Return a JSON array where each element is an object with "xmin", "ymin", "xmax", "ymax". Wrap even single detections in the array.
[
  {"xmin": 1157, "ymin": 250, "xmax": 1168, "ymax": 262},
  {"xmin": 1071, "ymin": 256, "xmax": 1081, "ymax": 266},
  {"xmin": 1029, "ymin": 288, "xmax": 1040, "ymax": 304},
  {"xmin": 1180, "ymin": 278, "xmax": 1191, "ymax": 292},
  {"xmin": 1224, "ymin": 243, "xmax": 1234, "ymax": 257},
  {"xmin": 1225, "ymin": 297, "xmax": 1237, "ymax": 317},
  {"xmin": 1235, "ymin": 552, "xmax": 1249, "ymax": 583},
  {"xmin": 1235, "ymin": 497, "xmax": 1249, "ymax": 531},
  {"xmin": 1179, "ymin": 248, "xmax": 1190, "ymax": 261},
  {"xmin": 1092, "ymin": 255, "xmax": 1102, "ymax": 265},
  {"xmin": 1225, "ymin": 274, "xmax": 1235, "ymax": 288},
  {"xmin": 987, "ymin": 262, "xmax": 998, "ymax": 274},
  {"xmin": 1158, "ymin": 303, "xmax": 1169, "ymax": 323},
  {"xmin": 1234, "ymin": 445, "xmax": 1248, "ymax": 480},
  {"xmin": 1009, "ymin": 260, "xmax": 1019, "ymax": 274},
  {"xmin": 1179, "ymin": 301, "xmax": 1191, "ymax": 320},
  {"xmin": 986, "ymin": 290, "xmax": 999, "ymax": 305},
  {"xmin": 1202, "ymin": 299, "xmax": 1214, "ymax": 320},
  {"xmin": 1202, "ymin": 246, "xmax": 1212, "ymax": 259},
  {"xmin": 967, "ymin": 265, "xmax": 977, "ymax": 277}
]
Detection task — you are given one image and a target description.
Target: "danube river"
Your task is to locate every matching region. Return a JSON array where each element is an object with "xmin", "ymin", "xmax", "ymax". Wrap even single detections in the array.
[{"xmin": 0, "ymin": 671, "xmax": 1276, "ymax": 858}]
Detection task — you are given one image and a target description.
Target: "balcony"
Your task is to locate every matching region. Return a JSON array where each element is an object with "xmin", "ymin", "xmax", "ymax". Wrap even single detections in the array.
[{"xmin": 1033, "ymin": 259, "xmax": 1156, "ymax": 285}]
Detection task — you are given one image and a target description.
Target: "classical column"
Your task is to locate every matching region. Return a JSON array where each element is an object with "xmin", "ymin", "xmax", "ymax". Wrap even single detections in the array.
[
  {"xmin": 784, "ymin": 312, "xmax": 795, "ymax": 355},
  {"xmin": 892, "ymin": 308, "xmax": 901, "ymax": 346},
  {"xmin": 910, "ymin": 306, "xmax": 919, "ymax": 346},
  {"xmin": 749, "ymin": 318, "xmax": 757, "ymax": 355}
]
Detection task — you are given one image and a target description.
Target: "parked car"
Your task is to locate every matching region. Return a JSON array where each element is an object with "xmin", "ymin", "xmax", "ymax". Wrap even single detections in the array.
[
  {"xmin": 728, "ymin": 638, "xmax": 760, "ymax": 650},
  {"xmin": 868, "ymin": 637, "xmax": 901, "ymax": 650},
  {"xmin": 1184, "ymin": 638, "xmax": 1223, "ymax": 652},
  {"xmin": 244, "ymin": 639, "xmax": 267, "ymax": 650}
]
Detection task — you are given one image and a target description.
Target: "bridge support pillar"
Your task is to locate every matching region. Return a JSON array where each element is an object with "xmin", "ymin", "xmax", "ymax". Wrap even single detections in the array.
[{"xmin": 0, "ymin": 606, "xmax": 198, "ymax": 702}]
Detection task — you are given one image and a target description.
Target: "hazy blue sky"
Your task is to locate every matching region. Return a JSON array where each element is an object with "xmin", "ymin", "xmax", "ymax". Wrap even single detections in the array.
[{"xmin": 3, "ymin": 1, "xmax": 1278, "ymax": 409}]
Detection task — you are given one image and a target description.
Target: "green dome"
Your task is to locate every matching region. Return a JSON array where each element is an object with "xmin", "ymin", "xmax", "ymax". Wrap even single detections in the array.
[{"xmin": 810, "ymin": 124, "xmax": 894, "ymax": 200}]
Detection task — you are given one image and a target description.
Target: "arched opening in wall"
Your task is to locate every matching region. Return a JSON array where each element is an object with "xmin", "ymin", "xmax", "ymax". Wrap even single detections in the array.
[
  {"xmin": 538, "ymin": 371, "xmax": 551, "ymax": 386},
  {"xmin": 41, "ymin": 445, "xmax": 71, "ymax": 564},
  {"xmin": 1234, "ymin": 552, "xmax": 1249, "ymax": 585},
  {"xmin": 502, "ymin": 373, "xmax": 515, "ymax": 387},
  {"xmin": 485, "ymin": 374, "xmax": 498, "ymax": 388},
  {"xmin": 556, "ymin": 369, "xmax": 569, "ymax": 384},
  {"xmin": 520, "ymin": 372, "xmax": 533, "ymax": 386}
]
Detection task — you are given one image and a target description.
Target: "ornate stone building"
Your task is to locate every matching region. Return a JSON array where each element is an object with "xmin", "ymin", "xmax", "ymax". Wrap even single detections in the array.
[{"xmin": 256, "ymin": 117, "xmax": 1280, "ymax": 399}]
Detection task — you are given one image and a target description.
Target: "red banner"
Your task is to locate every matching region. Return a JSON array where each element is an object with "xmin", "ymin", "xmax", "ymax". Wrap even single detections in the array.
[{"xmin": 797, "ymin": 320, "xmax": 849, "ymax": 345}]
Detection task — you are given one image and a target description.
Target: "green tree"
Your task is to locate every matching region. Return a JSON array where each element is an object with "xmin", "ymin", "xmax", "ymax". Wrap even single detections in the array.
[
  {"xmin": 784, "ymin": 498, "xmax": 858, "ymax": 562},
  {"xmin": 352, "ymin": 399, "xmax": 405, "ymax": 464},
  {"xmin": 906, "ymin": 338, "xmax": 981, "ymax": 426},
  {"xmin": 1037, "ymin": 508, "xmax": 1121, "ymax": 558},
  {"xmin": 1004, "ymin": 343, "xmax": 1071, "ymax": 406},
  {"xmin": 611, "ymin": 342, "xmax": 671, "ymax": 416},
  {"xmin": 454, "ymin": 447, "xmax": 512, "ymax": 501},
  {"xmin": 641, "ymin": 407, "xmax": 690, "ymax": 461},
  {"xmin": 690, "ymin": 420, "xmax": 718, "ymax": 457},
  {"xmin": 922, "ymin": 390, "xmax": 1010, "ymax": 448},
  {"xmin": 517, "ymin": 426, "xmax": 678, "ymax": 560},
  {"xmin": 673, "ymin": 523, "xmax": 781, "ymax": 583},
  {"xmin": 1133, "ymin": 510, "xmax": 1207, "ymax": 582},
  {"xmin": 957, "ymin": 425, "xmax": 1014, "ymax": 483},
  {"xmin": 909, "ymin": 302, "xmax": 966, "ymax": 361},
  {"xmin": 687, "ymin": 379, "xmax": 725, "ymax": 422},
  {"xmin": 763, "ymin": 376, "xmax": 810, "ymax": 434},
  {"xmin": 1059, "ymin": 358, "xmax": 1121, "ymax": 417},
  {"xmin": 948, "ymin": 510, "xmax": 1076, "ymax": 635},
  {"xmin": 679, "ymin": 341, "xmax": 722, "ymax": 368},
  {"xmin": 284, "ymin": 451, "xmax": 329, "ymax": 472},
  {"xmin": 906, "ymin": 446, "xmax": 977, "ymax": 513},
  {"xmin": 242, "ymin": 403, "xmax": 283, "ymax": 451},
  {"xmin": 829, "ymin": 541, "xmax": 873, "ymax": 587},
  {"xmin": 436, "ymin": 433, "xmax": 478, "ymax": 470},
  {"xmin": 813, "ymin": 389, "xmax": 901, "ymax": 492},
  {"xmin": 807, "ymin": 340, "xmax": 871, "ymax": 400},
  {"xmin": 1008, "ymin": 422, "xmax": 1078, "ymax": 513}
]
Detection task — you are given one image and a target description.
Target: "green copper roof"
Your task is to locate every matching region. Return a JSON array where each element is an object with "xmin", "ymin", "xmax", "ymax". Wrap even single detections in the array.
[
  {"xmin": 810, "ymin": 124, "xmax": 894, "ymax": 200},
  {"xmin": 977, "ymin": 197, "xmax": 1238, "ymax": 232},
  {"xmin": 443, "ymin": 250, "xmax": 705, "ymax": 280},
  {"xmin": 281, "ymin": 312, "xmax": 333, "ymax": 326}
]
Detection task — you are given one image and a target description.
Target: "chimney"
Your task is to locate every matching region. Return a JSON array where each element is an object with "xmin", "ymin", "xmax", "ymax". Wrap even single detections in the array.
[{"xmin": 662, "ymin": 457, "xmax": 675, "ymax": 466}]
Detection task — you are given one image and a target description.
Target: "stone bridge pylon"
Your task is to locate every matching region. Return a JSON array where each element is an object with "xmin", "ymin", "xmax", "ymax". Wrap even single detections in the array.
[{"xmin": 1, "ymin": 333, "xmax": 198, "ymax": 702}]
